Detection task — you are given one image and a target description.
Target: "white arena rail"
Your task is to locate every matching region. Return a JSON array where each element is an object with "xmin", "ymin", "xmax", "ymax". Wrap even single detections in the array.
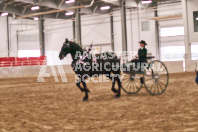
[{"xmin": 0, "ymin": 56, "xmax": 196, "ymax": 79}]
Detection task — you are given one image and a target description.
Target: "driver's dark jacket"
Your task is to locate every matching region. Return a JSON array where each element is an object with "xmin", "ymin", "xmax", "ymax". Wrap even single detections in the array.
[{"xmin": 138, "ymin": 48, "xmax": 147, "ymax": 62}]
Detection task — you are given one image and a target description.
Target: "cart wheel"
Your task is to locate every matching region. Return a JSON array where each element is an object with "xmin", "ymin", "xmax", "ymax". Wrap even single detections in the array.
[
  {"xmin": 144, "ymin": 60, "xmax": 169, "ymax": 95},
  {"xmin": 121, "ymin": 71, "xmax": 143, "ymax": 94}
]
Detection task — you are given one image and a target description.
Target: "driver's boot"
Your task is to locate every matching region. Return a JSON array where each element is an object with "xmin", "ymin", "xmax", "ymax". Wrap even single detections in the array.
[{"xmin": 140, "ymin": 77, "xmax": 144, "ymax": 84}]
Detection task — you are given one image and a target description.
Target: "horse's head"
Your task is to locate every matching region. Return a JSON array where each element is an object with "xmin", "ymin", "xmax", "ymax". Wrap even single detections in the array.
[{"xmin": 59, "ymin": 39, "xmax": 70, "ymax": 60}]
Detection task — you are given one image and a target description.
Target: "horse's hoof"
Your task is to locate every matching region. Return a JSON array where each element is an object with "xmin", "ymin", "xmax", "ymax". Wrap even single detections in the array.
[
  {"xmin": 83, "ymin": 98, "xmax": 88, "ymax": 101},
  {"xmin": 112, "ymin": 89, "xmax": 118, "ymax": 93},
  {"xmin": 115, "ymin": 95, "xmax": 120, "ymax": 98}
]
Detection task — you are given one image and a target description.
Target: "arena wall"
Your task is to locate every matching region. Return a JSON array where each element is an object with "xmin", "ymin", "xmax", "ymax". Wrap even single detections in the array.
[
  {"xmin": 163, "ymin": 61, "xmax": 184, "ymax": 73},
  {"xmin": 0, "ymin": 60, "xmax": 191, "ymax": 79},
  {"xmin": 0, "ymin": 65, "xmax": 74, "ymax": 79},
  {"xmin": 185, "ymin": 60, "xmax": 197, "ymax": 72},
  {"xmin": 0, "ymin": 0, "xmax": 197, "ymax": 79}
]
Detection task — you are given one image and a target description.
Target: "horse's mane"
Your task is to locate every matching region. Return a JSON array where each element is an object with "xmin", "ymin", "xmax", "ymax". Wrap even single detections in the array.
[
  {"xmin": 68, "ymin": 41, "xmax": 83, "ymax": 52},
  {"xmin": 68, "ymin": 41, "xmax": 117, "ymax": 60}
]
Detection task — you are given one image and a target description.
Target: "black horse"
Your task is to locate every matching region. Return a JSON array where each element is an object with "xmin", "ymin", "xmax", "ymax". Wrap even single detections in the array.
[{"xmin": 59, "ymin": 39, "xmax": 122, "ymax": 101}]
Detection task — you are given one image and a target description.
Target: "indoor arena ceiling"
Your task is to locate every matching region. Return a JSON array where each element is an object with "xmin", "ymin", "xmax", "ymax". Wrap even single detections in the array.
[{"xmin": 0, "ymin": 0, "xmax": 175, "ymax": 20}]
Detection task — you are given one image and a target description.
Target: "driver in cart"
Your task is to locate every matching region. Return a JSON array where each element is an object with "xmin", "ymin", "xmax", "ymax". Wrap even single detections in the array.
[{"xmin": 131, "ymin": 40, "xmax": 148, "ymax": 72}]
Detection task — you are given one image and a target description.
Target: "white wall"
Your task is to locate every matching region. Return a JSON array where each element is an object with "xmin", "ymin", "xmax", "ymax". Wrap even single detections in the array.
[
  {"xmin": 158, "ymin": 1, "xmax": 182, "ymax": 17},
  {"xmin": 18, "ymin": 30, "xmax": 40, "ymax": 50},
  {"xmin": 138, "ymin": 8, "xmax": 156, "ymax": 58},
  {"xmin": 0, "ymin": 17, "xmax": 39, "ymax": 57},
  {"xmin": 113, "ymin": 8, "xmax": 157, "ymax": 58},
  {"xmin": 0, "ymin": 16, "xmax": 8, "ymax": 57},
  {"xmin": 157, "ymin": 1, "xmax": 185, "ymax": 61},
  {"xmin": 0, "ymin": 1, "xmax": 187, "ymax": 64},
  {"xmin": 81, "ymin": 14, "xmax": 111, "ymax": 46},
  {"xmin": 0, "ymin": 8, "xmax": 161, "ymax": 60},
  {"xmin": 9, "ymin": 18, "xmax": 38, "ymax": 57},
  {"xmin": 44, "ymin": 19, "xmax": 73, "ymax": 65},
  {"xmin": 1, "ymin": 1, "xmax": 196, "ymax": 77},
  {"xmin": 113, "ymin": 10, "xmax": 122, "ymax": 52}
]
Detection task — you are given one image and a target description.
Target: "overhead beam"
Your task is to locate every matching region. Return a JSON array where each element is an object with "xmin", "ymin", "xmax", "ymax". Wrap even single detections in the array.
[
  {"xmin": 11, "ymin": 0, "xmax": 74, "ymax": 10},
  {"xmin": 102, "ymin": 0, "xmax": 120, "ymax": 6},
  {"xmin": 55, "ymin": 12, "xmax": 60, "ymax": 18},
  {"xmin": 150, "ymin": 15, "xmax": 182, "ymax": 21},
  {"xmin": 93, "ymin": 5, "xmax": 98, "ymax": 13},
  {"xmin": 13, "ymin": 2, "xmax": 29, "ymax": 6},
  {"xmin": 42, "ymin": 12, "xmax": 73, "ymax": 19},
  {"xmin": 0, "ymin": 4, "xmax": 22, "ymax": 15},
  {"xmin": 7, "ymin": 1, "xmax": 16, "ymax": 5},
  {"xmin": 16, "ymin": 5, "xmax": 86, "ymax": 19},
  {"xmin": 58, "ymin": 0, "xmax": 65, "ymax": 7},
  {"xmin": 15, "ymin": 0, "xmax": 95, "ymax": 19},
  {"xmin": 3, "ymin": 3, "xmax": 8, "ymax": 11},
  {"xmin": 21, "ymin": 6, "xmax": 27, "ymax": 14},
  {"xmin": 0, "ymin": 4, "xmax": 71, "ymax": 19}
]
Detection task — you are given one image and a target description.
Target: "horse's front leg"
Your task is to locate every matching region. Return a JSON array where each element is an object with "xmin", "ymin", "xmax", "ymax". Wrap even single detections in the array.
[
  {"xmin": 82, "ymin": 81, "xmax": 90, "ymax": 101},
  {"xmin": 115, "ymin": 76, "xmax": 121, "ymax": 98},
  {"xmin": 110, "ymin": 76, "xmax": 118, "ymax": 93},
  {"xmin": 76, "ymin": 78, "xmax": 84, "ymax": 92},
  {"xmin": 105, "ymin": 74, "xmax": 118, "ymax": 93}
]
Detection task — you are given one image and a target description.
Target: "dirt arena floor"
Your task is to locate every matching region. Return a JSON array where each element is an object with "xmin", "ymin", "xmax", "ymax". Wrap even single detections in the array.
[{"xmin": 0, "ymin": 72, "xmax": 198, "ymax": 132}]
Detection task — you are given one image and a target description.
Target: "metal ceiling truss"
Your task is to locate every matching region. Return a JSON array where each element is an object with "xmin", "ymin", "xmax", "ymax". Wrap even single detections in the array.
[{"xmin": 0, "ymin": 0, "xmax": 169, "ymax": 20}]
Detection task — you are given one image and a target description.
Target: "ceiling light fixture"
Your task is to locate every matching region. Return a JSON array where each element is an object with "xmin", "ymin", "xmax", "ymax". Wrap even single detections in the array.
[
  {"xmin": 34, "ymin": 17, "xmax": 39, "ymax": 21},
  {"xmin": 65, "ymin": 12, "xmax": 74, "ymax": 15},
  {"xmin": 1, "ymin": 12, "xmax": 8, "ymax": 16},
  {"xmin": 141, "ymin": 0, "xmax": 152, "ymax": 4},
  {"xmin": 196, "ymin": 17, "xmax": 198, "ymax": 21},
  {"xmin": 100, "ymin": 6, "xmax": 110, "ymax": 10},
  {"xmin": 65, "ymin": 0, "xmax": 75, "ymax": 4},
  {"xmin": 31, "ymin": 6, "xmax": 40, "ymax": 10}
]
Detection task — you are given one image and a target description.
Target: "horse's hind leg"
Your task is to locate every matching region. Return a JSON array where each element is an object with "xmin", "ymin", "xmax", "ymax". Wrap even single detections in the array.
[
  {"xmin": 115, "ymin": 75, "xmax": 121, "ymax": 98},
  {"xmin": 111, "ymin": 80, "xmax": 118, "ymax": 93},
  {"xmin": 104, "ymin": 74, "xmax": 118, "ymax": 93},
  {"xmin": 82, "ymin": 81, "xmax": 89, "ymax": 101},
  {"xmin": 76, "ymin": 78, "xmax": 84, "ymax": 92}
]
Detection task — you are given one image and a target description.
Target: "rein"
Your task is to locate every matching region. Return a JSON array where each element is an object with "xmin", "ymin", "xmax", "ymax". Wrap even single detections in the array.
[{"xmin": 71, "ymin": 44, "xmax": 93, "ymax": 68}]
